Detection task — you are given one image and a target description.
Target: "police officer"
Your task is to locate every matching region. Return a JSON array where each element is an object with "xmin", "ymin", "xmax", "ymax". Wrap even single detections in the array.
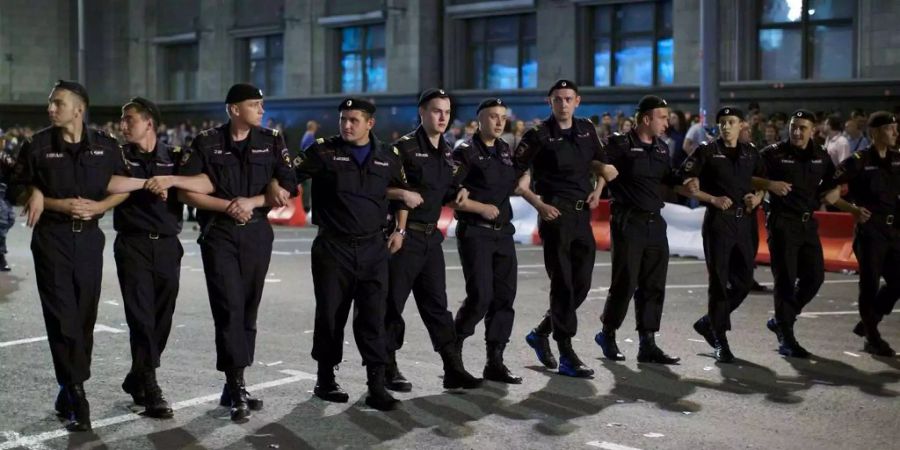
[
  {"xmin": 105, "ymin": 97, "xmax": 215, "ymax": 418},
  {"xmin": 676, "ymin": 107, "xmax": 766, "ymax": 363},
  {"xmin": 0, "ymin": 136, "xmax": 15, "ymax": 272},
  {"xmin": 384, "ymin": 88, "xmax": 482, "ymax": 391},
  {"xmin": 825, "ymin": 112, "xmax": 899, "ymax": 357},
  {"xmin": 7, "ymin": 80, "xmax": 129, "ymax": 431},
  {"xmin": 178, "ymin": 83, "xmax": 297, "ymax": 422},
  {"xmin": 451, "ymin": 98, "xmax": 522, "ymax": 384},
  {"xmin": 515, "ymin": 80, "xmax": 613, "ymax": 377},
  {"xmin": 296, "ymin": 97, "xmax": 410, "ymax": 411},
  {"xmin": 594, "ymin": 95, "xmax": 688, "ymax": 365},
  {"xmin": 755, "ymin": 110, "xmax": 835, "ymax": 358}
]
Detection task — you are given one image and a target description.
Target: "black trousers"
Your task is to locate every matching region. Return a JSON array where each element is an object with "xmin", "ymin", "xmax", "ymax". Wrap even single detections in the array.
[
  {"xmin": 385, "ymin": 229, "xmax": 456, "ymax": 352},
  {"xmin": 767, "ymin": 214, "xmax": 824, "ymax": 325},
  {"xmin": 199, "ymin": 220, "xmax": 273, "ymax": 371},
  {"xmin": 702, "ymin": 210, "xmax": 755, "ymax": 332},
  {"xmin": 114, "ymin": 233, "xmax": 182, "ymax": 372},
  {"xmin": 852, "ymin": 222, "xmax": 900, "ymax": 332},
  {"xmin": 537, "ymin": 208, "xmax": 596, "ymax": 340},
  {"xmin": 310, "ymin": 234, "xmax": 389, "ymax": 366},
  {"xmin": 601, "ymin": 212, "xmax": 668, "ymax": 332},
  {"xmin": 454, "ymin": 223, "xmax": 517, "ymax": 344},
  {"xmin": 31, "ymin": 222, "xmax": 104, "ymax": 385}
]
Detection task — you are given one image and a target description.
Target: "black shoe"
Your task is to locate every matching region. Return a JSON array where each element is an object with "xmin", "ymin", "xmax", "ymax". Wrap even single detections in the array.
[
  {"xmin": 483, "ymin": 343, "xmax": 523, "ymax": 384},
  {"xmin": 142, "ymin": 370, "xmax": 173, "ymax": 419},
  {"xmin": 122, "ymin": 371, "xmax": 146, "ymax": 406},
  {"xmin": 594, "ymin": 330, "xmax": 625, "ymax": 361},
  {"xmin": 365, "ymin": 365, "xmax": 400, "ymax": 411},
  {"xmin": 864, "ymin": 337, "xmax": 896, "ymax": 357},
  {"xmin": 224, "ymin": 370, "xmax": 251, "ymax": 422},
  {"xmin": 525, "ymin": 330, "xmax": 558, "ymax": 369},
  {"xmin": 557, "ymin": 339, "xmax": 594, "ymax": 377},
  {"xmin": 439, "ymin": 343, "xmax": 483, "ymax": 389},
  {"xmin": 852, "ymin": 321, "xmax": 866, "ymax": 338},
  {"xmin": 637, "ymin": 333, "xmax": 680, "ymax": 364},
  {"xmin": 778, "ymin": 326, "xmax": 811, "ymax": 358},
  {"xmin": 766, "ymin": 317, "xmax": 783, "ymax": 345},
  {"xmin": 750, "ymin": 280, "xmax": 768, "ymax": 292},
  {"xmin": 714, "ymin": 333, "xmax": 735, "ymax": 363},
  {"xmin": 55, "ymin": 385, "xmax": 71, "ymax": 418},
  {"xmin": 220, "ymin": 384, "xmax": 263, "ymax": 411},
  {"xmin": 692, "ymin": 317, "xmax": 716, "ymax": 349},
  {"xmin": 385, "ymin": 352, "xmax": 412, "ymax": 392},
  {"xmin": 314, "ymin": 380, "xmax": 350, "ymax": 403},
  {"xmin": 64, "ymin": 384, "xmax": 91, "ymax": 432},
  {"xmin": 0, "ymin": 254, "xmax": 10, "ymax": 272}
]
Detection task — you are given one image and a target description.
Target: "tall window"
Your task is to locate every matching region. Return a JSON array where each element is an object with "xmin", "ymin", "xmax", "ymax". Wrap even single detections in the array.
[
  {"xmin": 246, "ymin": 35, "xmax": 284, "ymax": 96},
  {"xmin": 339, "ymin": 24, "xmax": 386, "ymax": 93},
  {"xmin": 757, "ymin": 0, "xmax": 855, "ymax": 80},
  {"xmin": 467, "ymin": 14, "xmax": 537, "ymax": 89},
  {"xmin": 591, "ymin": 1, "xmax": 673, "ymax": 87},
  {"xmin": 163, "ymin": 44, "xmax": 198, "ymax": 101}
]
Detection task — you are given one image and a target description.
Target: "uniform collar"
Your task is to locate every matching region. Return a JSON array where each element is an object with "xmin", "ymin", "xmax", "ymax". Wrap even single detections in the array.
[
  {"xmin": 52, "ymin": 123, "xmax": 91, "ymax": 153},
  {"xmin": 544, "ymin": 114, "xmax": 587, "ymax": 138},
  {"xmin": 472, "ymin": 132, "xmax": 506, "ymax": 156},
  {"xmin": 415, "ymin": 125, "xmax": 448, "ymax": 155}
]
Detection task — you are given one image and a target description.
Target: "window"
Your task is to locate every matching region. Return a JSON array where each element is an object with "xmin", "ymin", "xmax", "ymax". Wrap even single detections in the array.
[
  {"xmin": 757, "ymin": 0, "xmax": 854, "ymax": 80},
  {"xmin": 591, "ymin": 1, "xmax": 673, "ymax": 87},
  {"xmin": 246, "ymin": 35, "xmax": 284, "ymax": 96},
  {"xmin": 339, "ymin": 24, "xmax": 386, "ymax": 93},
  {"xmin": 467, "ymin": 14, "xmax": 537, "ymax": 90},
  {"xmin": 163, "ymin": 44, "xmax": 198, "ymax": 101}
]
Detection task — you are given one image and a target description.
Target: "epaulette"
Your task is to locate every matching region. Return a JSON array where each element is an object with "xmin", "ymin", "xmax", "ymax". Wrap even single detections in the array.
[
  {"xmin": 853, "ymin": 152, "xmax": 862, "ymax": 159},
  {"xmin": 199, "ymin": 128, "xmax": 218, "ymax": 137},
  {"xmin": 171, "ymin": 146, "xmax": 182, "ymax": 153},
  {"xmin": 458, "ymin": 141, "xmax": 470, "ymax": 148},
  {"xmin": 316, "ymin": 137, "xmax": 325, "ymax": 144},
  {"xmin": 260, "ymin": 127, "xmax": 279, "ymax": 137},
  {"xmin": 394, "ymin": 134, "xmax": 419, "ymax": 153}
]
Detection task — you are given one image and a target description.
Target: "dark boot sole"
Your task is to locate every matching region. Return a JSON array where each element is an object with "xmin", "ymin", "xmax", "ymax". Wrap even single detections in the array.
[
  {"xmin": 385, "ymin": 381, "xmax": 412, "ymax": 392},
  {"xmin": 365, "ymin": 397, "xmax": 399, "ymax": 411}
]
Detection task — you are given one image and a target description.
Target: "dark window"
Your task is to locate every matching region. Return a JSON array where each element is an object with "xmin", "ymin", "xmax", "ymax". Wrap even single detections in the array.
[
  {"xmin": 246, "ymin": 35, "xmax": 284, "ymax": 96},
  {"xmin": 757, "ymin": 0, "xmax": 855, "ymax": 80},
  {"xmin": 339, "ymin": 24, "xmax": 386, "ymax": 93},
  {"xmin": 467, "ymin": 14, "xmax": 537, "ymax": 89},
  {"xmin": 162, "ymin": 44, "xmax": 198, "ymax": 101},
  {"xmin": 591, "ymin": 1, "xmax": 673, "ymax": 87}
]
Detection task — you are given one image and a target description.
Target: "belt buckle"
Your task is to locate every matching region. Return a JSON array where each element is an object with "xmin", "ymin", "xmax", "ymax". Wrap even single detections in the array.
[
  {"xmin": 235, "ymin": 220, "xmax": 247, "ymax": 227},
  {"xmin": 492, "ymin": 222, "xmax": 503, "ymax": 231},
  {"xmin": 71, "ymin": 220, "xmax": 83, "ymax": 233},
  {"xmin": 149, "ymin": 232, "xmax": 160, "ymax": 240},
  {"xmin": 801, "ymin": 212, "xmax": 811, "ymax": 222},
  {"xmin": 425, "ymin": 223, "xmax": 436, "ymax": 234},
  {"xmin": 574, "ymin": 200, "xmax": 585, "ymax": 211},
  {"xmin": 888, "ymin": 215, "xmax": 895, "ymax": 226},
  {"xmin": 735, "ymin": 208, "xmax": 744, "ymax": 218}
]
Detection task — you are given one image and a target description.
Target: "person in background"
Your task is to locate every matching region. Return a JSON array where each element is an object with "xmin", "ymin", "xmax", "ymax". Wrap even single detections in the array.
[{"xmin": 844, "ymin": 118, "xmax": 869, "ymax": 154}]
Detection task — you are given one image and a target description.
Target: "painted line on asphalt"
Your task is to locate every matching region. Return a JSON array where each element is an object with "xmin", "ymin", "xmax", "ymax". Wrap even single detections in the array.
[
  {"xmin": 0, "ymin": 369, "xmax": 316, "ymax": 450},
  {"xmin": 0, "ymin": 324, "xmax": 125, "ymax": 349},
  {"xmin": 801, "ymin": 309, "xmax": 899, "ymax": 318},
  {"xmin": 587, "ymin": 278, "xmax": 857, "ymax": 294},
  {"xmin": 587, "ymin": 441, "xmax": 643, "ymax": 450}
]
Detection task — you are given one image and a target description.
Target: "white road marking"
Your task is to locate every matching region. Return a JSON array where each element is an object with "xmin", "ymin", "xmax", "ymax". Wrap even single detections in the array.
[
  {"xmin": 264, "ymin": 279, "xmax": 282, "ymax": 283},
  {"xmin": 0, "ymin": 324, "xmax": 124, "ymax": 348},
  {"xmin": 801, "ymin": 309, "xmax": 899, "ymax": 318},
  {"xmin": 687, "ymin": 339, "xmax": 707, "ymax": 344},
  {"xmin": 587, "ymin": 441, "xmax": 643, "ymax": 450},
  {"xmin": 103, "ymin": 300, "xmax": 120, "ymax": 306},
  {"xmin": 843, "ymin": 351, "xmax": 861, "ymax": 358},
  {"xmin": 0, "ymin": 369, "xmax": 316, "ymax": 450},
  {"xmin": 643, "ymin": 432, "xmax": 665, "ymax": 438}
]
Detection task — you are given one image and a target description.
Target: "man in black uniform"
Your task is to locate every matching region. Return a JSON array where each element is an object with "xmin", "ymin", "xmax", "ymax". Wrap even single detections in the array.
[
  {"xmin": 825, "ymin": 111, "xmax": 899, "ymax": 357},
  {"xmin": 384, "ymin": 88, "xmax": 482, "ymax": 391},
  {"xmin": 754, "ymin": 110, "xmax": 835, "ymax": 358},
  {"xmin": 515, "ymin": 80, "xmax": 614, "ymax": 377},
  {"xmin": 676, "ymin": 107, "xmax": 766, "ymax": 363},
  {"xmin": 178, "ymin": 83, "xmax": 297, "ymax": 421},
  {"xmin": 451, "ymin": 98, "xmax": 522, "ymax": 384},
  {"xmin": 296, "ymin": 97, "xmax": 412, "ymax": 411},
  {"xmin": 594, "ymin": 95, "xmax": 690, "ymax": 365},
  {"xmin": 7, "ymin": 80, "xmax": 129, "ymax": 431},
  {"xmin": 106, "ymin": 97, "xmax": 215, "ymax": 417}
]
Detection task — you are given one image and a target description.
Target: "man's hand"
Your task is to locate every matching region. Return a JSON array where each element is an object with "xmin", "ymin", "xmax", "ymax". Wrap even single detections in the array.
[
  {"xmin": 266, "ymin": 182, "xmax": 291, "ymax": 208},
  {"xmin": 144, "ymin": 176, "xmax": 176, "ymax": 197},
  {"xmin": 768, "ymin": 181, "xmax": 792, "ymax": 197},
  {"xmin": 22, "ymin": 189, "xmax": 44, "ymax": 227},
  {"xmin": 226, "ymin": 197, "xmax": 255, "ymax": 223},
  {"xmin": 710, "ymin": 196, "xmax": 733, "ymax": 210},
  {"xmin": 600, "ymin": 164, "xmax": 619, "ymax": 182},
  {"xmin": 853, "ymin": 206, "xmax": 872, "ymax": 224},
  {"xmin": 387, "ymin": 230, "xmax": 404, "ymax": 254},
  {"xmin": 537, "ymin": 202, "xmax": 561, "ymax": 221},
  {"xmin": 70, "ymin": 198, "xmax": 104, "ymax": 220},
  {"xmin": 455, "ymin": 188, "xmax": 469, "ymax": 205},
  {"xmin": 400, "ymin": 190, "xmax": 424, "ymax": 209},
  {"xmin": 587, "ymin": 190, "xmax": 603, "ymax": 209},
  {"xmin": 480, "ymin": 204, "xmax": 500, "ymax": 221},
  {"xmin": 743, "ymin": 193, "xmax": 762, "ymax": 212},
  {"xmin": 683, "ymin": 177, "xmax": 700, "ymax": 194}
]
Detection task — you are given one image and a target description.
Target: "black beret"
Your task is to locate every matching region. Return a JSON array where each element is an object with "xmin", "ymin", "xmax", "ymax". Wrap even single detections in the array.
[
  {"xmin": 339, "ymin": 97, "xmax": 376, "ymax": 115},
  {"xmin": 791, "ymin": 109, "xmax": 816, "ymax": 122},
  {"xmin": 716, "ymin": 106, "xmax": 744, "ymax": 122},
  {"xmin": 867, "ymin": 111, "xmax": 897, "ymax": 128},
  {"xmin": 124, "ymin": 97, "xmax": 162, "ymax": 126},
  {"xmin": 418, "ymin": 88, "xmax": 450, "ymax": 107},
  {"xmin": 225, "ymin": 83, "xmax": 264, "ymax": 104},
  {"xmin": 53, "ymin": 80, "xmax": 89, "ymax": 107},
  {"xmin": 547, "ymin": 79, "xmax": 578, "ymax": 96},
  {"xmin": 476, "ymin": 97, "xmax": 507, "ymax": 114},
  {"xmin": 637, "ymin": 95, "xmax": 668, "ymax": 113}
]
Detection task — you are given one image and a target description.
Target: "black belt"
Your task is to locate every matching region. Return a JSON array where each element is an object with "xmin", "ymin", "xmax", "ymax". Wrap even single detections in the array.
[
  {"xmin": 317, "ymin": 228, "xmax": 382, "ymax": 246},
  {"xmin": 543, "ymin": 196, "xmax": 586, "ymax": 212},
  {"xmin": 407, "ymin": 221, "xmax": 439, "ymax": 235},
  {"xmin": 42, "ymin": 218, "xmax": 100, "ymax": 233},
  {"xmin": 119, "ymin": 231, "xmax": 174, "ymax": 240},
  {"xmin": 612, "ymin": 205, "xmax": 661, "ymax": 221},
  {"xmin": 211, "ymin": 213, "xmax": 265, "ymax": 227},
  {"xmin": 459, "ymin": 218, "xmax": 507, "ymax": 231},
  {"xmin": 712, "ymin": 206, "xmax": 747, "ymax": 218},
  {"xmin": 869, "ymin": 212, "xmax": 896, "ymax": 226},
  {"xmin": 773, "ymin": 210, "xmax": 813, "ymax": 223}
]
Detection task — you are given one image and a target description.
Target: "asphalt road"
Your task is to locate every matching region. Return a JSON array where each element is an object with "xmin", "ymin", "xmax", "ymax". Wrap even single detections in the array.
[{"xmin": 1, "ymin": 214, "xmax": 898, "ymax": 450}]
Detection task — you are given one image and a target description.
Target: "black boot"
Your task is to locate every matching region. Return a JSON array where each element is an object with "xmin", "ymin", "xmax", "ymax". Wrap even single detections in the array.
[
  {"xmin": 778, "ymin": 324, "xmax": 811, "ymax": 358},
  {"xmin": 863, "ymin": 325, "xmax": 896, "ymax": 357},
  {"xmin": 314, "ymin": 364, "xmax": 349, "ymax": 403},
  {"xmin": 142, "ymin": 370, "xmax": 173, "ymax": 419},
  {"xmin": 225, "ymin": 369, "xmax": 250, "ymax": 422},
  {"xmin": 525, "ymin": 330, "xmax": 558, "ymax": 369},
  {"xmin": 0, "ymin": 253, "xmax": 10, "ymax": 271},
  {"xmin": 121, "ymin": 371, "xmax": 146, "ymax": 406},
  {"xmin": 219, "ymin": 370, "xmax": 263, "ymax": 411},
  {"xmin": 714, "ymin": 331, "xmax": 735, "ymax": 363},
  {"xmin": 65, "ymin": 384, "xmax": 91, "ymax": 432},
  {"xmin": 439, "ymin": 342, "xmax": 482, "ymax": 389},
  {"xmin": 483, "ymin": 342, "xmax": 523, "ymax": 384},
  {"xmin": 636, "ymin": 332, "xmax": 681, "ymax": 364},
  {"xmin": 692, "ymin": 316, "xmax": 716, "ymax": 349},
  {"xmin": 385, "ymin": 352, "xmax": 412, "ymax": 392},
  {"xmin": 852, "ymin": 320, "xmax": 865, "ymax": 337},
  {"xmin": 594, "ymin": 327, "xmax": 625, "ymax": 361},
  {"xmin": 557, "ymin": 339, "xmax": 594, "ymax": 378},
  {"xmin": 55, "ymin": 385, "xmax": 71, "ymax": 418},
  {"xmin": 365, "ymin": 365, "xmax": 400, "ymax": 411}
]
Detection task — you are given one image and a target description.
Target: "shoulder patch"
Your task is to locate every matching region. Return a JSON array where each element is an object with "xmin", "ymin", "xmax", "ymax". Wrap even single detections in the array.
[
  {"xmin": 400, "ymin": 135, "xmax": 411, "ymax": 141},
  {"xmin": 171, "ymin": 146, "xmax": 182, "ymax": 153},
  {"xmin": 393, "ymin": 146, "xmax": 399, "ymax": 156},
  {"xmin": 316, "ymin": 138, "xmax": 325, "ymax": 144},
  {"xmin": 853, "ymin": 152, "xmax": 861, "ymax": 159}
]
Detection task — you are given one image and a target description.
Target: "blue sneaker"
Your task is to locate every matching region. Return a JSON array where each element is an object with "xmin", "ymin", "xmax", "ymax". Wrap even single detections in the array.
[
  {"xmin": 766, "ymin": 318, "xmax": 783, "ymax": 344},
  {"xmin": 525, "ymin": 330, "xmax": 557, "ymax": 369},
  {"xmin": 558, "ymin": 340, "xmax": 594, "ymax": 377},
  {"xmin": 594, "ymin": 331, "xmax": 625, "ymax": 361}
]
